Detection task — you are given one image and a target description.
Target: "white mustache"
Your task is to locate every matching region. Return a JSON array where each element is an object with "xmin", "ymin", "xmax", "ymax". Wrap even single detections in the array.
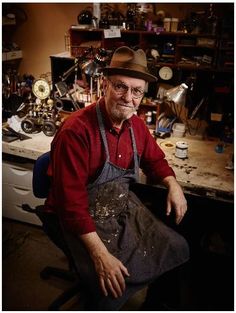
[{"xmin": 118, "ymin": 103, "xmax": 138, "ymax": 110}]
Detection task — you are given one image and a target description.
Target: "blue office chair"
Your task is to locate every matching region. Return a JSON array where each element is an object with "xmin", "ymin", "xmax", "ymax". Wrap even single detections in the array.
[{"xmin": 22, "ymin": 152, "xmax": 88, "ymax": 310}]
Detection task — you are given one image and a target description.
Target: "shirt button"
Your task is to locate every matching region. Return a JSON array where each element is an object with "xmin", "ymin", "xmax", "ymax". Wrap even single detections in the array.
[{"xmin": 118, "ymin": 154, "xmax": 122, "ymax": 158}]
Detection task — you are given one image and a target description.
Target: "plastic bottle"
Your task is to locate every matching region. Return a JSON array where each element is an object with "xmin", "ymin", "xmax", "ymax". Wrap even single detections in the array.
[
  {"xmin": 146, "ymin": 111, "xmax": 152, "ymax": 125},
  {"xmin": 163, "ymin": 18, "xmax": 171, "ymax": 32}
]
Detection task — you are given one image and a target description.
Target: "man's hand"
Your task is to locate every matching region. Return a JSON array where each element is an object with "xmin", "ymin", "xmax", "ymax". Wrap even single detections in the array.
[
  {"xmin": 93, "ymin": 250, "xmax": 130, "ymax": 298},
  {"xmin": 80, "ymin": 232, "xmax": 130, "ymax": 298},
  {"xmin": 162, "ymin": 176, "xmax": 187, "ymax": 224}
]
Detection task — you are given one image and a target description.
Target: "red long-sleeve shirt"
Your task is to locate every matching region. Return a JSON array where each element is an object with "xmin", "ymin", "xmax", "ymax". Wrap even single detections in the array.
[{"xmin": 45, "ymin": 98, "xmax": 175, "ymax": 235}]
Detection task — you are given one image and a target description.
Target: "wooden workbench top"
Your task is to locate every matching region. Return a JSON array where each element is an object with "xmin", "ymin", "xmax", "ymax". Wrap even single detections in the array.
[
  {"xmin": 155, "ymin": 136, "xmax": 234, "ymax": 201},
  {"xmin": 2, "ymin": 132, "xmax": 53, "ymax": 161},
  {"xmin": 2, "ymin": 131, "xmax": 233, "ymax": 201}
]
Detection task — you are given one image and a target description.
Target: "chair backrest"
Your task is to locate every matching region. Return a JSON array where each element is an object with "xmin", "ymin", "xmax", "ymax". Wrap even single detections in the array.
[
  {"xmin": 33, "ymin": 151, "xmax": 51, "ymax": 198},
  {"xmin": 33, "ymin": 151, "xmax": 75, "ymax": 264}
]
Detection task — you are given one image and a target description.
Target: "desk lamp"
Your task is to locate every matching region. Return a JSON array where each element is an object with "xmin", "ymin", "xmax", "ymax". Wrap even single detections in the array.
[
  {"xmin": 165, "ymin": 83, "xmax": 188, "ymax": 119},
  {"xmin": 54, "ymin": 48, "xmax": 94, "ymax": 110},
  {"xmin": 80, "ymin": 48, "xmax": 108, "ymax": 100},
  {"xmin": 166, "ymin": 83, "xmax": 188, "ymax": 106},
  {"xmin": 154, "ymin": 83, "xmax": 188, "ymax": 138}
]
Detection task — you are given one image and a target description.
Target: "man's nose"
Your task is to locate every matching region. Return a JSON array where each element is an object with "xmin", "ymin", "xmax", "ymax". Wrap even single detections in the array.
[{"xmin": 122, "ymin": 88, "xmax": 133, "ymax": 102}]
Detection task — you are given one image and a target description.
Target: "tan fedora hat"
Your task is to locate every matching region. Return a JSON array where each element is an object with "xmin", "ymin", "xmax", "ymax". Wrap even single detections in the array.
[{"xmin": 102, "ymin": 46, "xmax": 157, "ymax": 82}]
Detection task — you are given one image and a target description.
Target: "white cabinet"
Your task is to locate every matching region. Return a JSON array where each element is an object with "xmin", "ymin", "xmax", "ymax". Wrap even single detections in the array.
[{"xmin": 2, "ymin": 159, "xmax": 44, "ymax": 226}]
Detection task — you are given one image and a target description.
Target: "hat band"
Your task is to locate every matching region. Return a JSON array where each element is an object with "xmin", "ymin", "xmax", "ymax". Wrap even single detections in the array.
[{"xmin": 110, "ymin": 61, "xmax": 148, "ymax": 73}]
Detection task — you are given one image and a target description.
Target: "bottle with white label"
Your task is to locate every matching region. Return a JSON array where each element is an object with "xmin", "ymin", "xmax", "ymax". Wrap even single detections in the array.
[
  {"xmin": 175, "ymin": 141, "xmax": 188, "ymax": 159},
  {"xmin": 146, "ymin": 111, "xmax": 152, "ymax": 125}
]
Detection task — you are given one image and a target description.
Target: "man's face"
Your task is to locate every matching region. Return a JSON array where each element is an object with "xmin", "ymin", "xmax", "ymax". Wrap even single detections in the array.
[{"xmin": 104, "ymin": 75, "xmax": 146, "ymax": 125}]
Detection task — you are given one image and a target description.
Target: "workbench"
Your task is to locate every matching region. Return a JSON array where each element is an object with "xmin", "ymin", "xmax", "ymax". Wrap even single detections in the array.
[
  {"xmin": 2, "ymin": 131, "xmax": 234, "ymax": 203},
  {"xmin": 155, "ymin": 136, "xmax": 234, "ymax": 202},
  {"xmin": 2, "ymin": 132, "xmax": 52, "ymax": 161}
]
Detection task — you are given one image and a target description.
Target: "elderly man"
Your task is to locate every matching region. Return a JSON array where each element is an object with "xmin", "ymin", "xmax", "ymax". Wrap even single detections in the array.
[{"xmin": 44, "ymin": 46, "xmax": 189, "ymax": 310}]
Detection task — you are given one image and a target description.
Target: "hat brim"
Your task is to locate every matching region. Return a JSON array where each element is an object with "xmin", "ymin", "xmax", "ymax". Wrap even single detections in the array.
[{"xmin": 102, "ymin": 67, "xmax": 157, "ymax": 83}]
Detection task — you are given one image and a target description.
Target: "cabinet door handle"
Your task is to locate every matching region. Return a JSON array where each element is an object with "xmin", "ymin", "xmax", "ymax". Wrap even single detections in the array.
[
  {"xmin": 13, "ymin": 186, "xmax": 31, "ymax": 195},
  {"xmin": 10, "ymin": 167, "xmax": 30, "ymax": 176},
  {"xmin": 16, "ymin": 204, "xmax": 29, "ymax": 212}
]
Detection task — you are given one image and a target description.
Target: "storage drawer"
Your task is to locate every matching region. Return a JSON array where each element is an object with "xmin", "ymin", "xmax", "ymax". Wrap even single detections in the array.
[
  {"xmin": 2, "ymin": 183, "xmax": 44, "ymax": 208},
  {"xmin": 2, "ymin": 161, "xmax": 34, "ymax": 187},
  {"xmin": 2, "ymin": 201, "xmax": 42, "ymax": 226}
]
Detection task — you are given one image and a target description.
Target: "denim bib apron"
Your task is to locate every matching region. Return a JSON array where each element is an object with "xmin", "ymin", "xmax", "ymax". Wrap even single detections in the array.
[{"xmin": 63, "ymin": 102, "xmax": 189, "ymax": 310}]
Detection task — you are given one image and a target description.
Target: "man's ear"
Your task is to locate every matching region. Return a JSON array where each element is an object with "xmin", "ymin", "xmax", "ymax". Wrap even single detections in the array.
[{"xmin": 102, "ymin": 77, "xmax": 109, "ymax": 95}]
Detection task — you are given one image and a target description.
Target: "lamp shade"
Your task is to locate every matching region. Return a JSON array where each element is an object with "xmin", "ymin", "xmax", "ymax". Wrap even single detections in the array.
[
  {"xmin": 80, "ymin": 48, "xmax": 108, "ymax": 77},
  {"xmin": 165, "ymin": 83, "xmax": 188, "ymax": 105},
  {"xmin": 80, "ymin": 60, "xmax": 101, "ymax": 77}
]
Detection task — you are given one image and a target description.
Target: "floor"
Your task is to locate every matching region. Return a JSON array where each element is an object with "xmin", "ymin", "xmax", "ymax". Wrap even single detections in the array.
[{"xmin": 2, "ymin": 218, "xmax": 146, "ymax": 311}]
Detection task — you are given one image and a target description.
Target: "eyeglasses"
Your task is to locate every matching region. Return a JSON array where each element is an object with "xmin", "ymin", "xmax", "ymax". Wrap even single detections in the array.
[{"xmin": 108, "ymin": 79, "xmax": 145, "ymax": 99}]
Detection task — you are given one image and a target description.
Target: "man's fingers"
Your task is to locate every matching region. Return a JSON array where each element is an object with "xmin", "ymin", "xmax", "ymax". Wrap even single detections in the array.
[
  {"xmin": 175, "ymin": 205, "xmax": 187, "ymax": 224},
  {"xmin": 120, "ymin": 264, "xmax": 130, "ymax": 277},
  {"xmin": 100, "ymin": 276, "xmax": 120, "ymax": 298},
  {"xmin": 115, "ymin": 272, "xmax": 126, "ymax": 293},
  {"xmin": 106, "ymin": 277, "xmax": 120, "ymax": 298},
  {"xmin": 175, "ymin": 214, "xmax": 182, "ymax": 224},
  {"xmin": 100, "ymin": 277, "xmax": 108, "ymax": 297},
  {"xmin": 166, "ymin": 201, "xmax": 171, "ymax": 216},
  {"xmin": 97, "ymin": 256, "xmax": 130, "ymax": 298},
  {"xmin": 101, "ymin": 269, "xmax": 128, "ymax": 298}
]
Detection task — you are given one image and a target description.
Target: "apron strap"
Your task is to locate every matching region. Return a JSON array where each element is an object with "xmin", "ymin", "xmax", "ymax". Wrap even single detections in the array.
[
  {"xmin": 129, "ymin": 126, "xmax": 140, "ymax": 181},
  {"xmin": 96, "ymin": 102, "xmax": 110, "ymax": 161}
]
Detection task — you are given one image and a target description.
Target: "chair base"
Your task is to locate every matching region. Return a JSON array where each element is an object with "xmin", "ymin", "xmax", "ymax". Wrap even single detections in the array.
[
  {"xmin": 22, "ymin": 204, "xmax": 88, "ymax": 309},
  {"xmin": 40, "ymin": 266, "xmax": 76, "ymax": 282},
  {"xmin": 40, "ymin": 266, "xmax": 87, "ymax": 310},
  {"xmin": 48, "ymin": 281, "xmax": 84, "ymax": 310}
]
